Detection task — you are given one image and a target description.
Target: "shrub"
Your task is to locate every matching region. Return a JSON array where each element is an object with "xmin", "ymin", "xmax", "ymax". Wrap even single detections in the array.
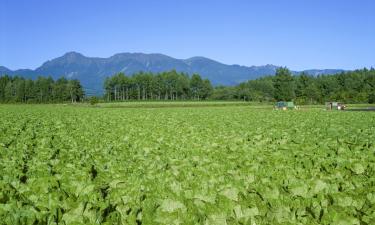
[{"xmin": 89, "ymin": 96, "xmax": 99, "ymax": 105}]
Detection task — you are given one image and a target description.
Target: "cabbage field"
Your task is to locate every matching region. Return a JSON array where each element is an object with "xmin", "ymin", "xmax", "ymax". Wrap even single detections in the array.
[{"xmin": 0, "ymin": 104, "xmax": 374, "ymax": 225}]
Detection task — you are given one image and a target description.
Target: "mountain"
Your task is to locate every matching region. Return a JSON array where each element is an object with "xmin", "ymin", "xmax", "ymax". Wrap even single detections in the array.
[
  {"xmin": 0, "ymin": 66, "xmax": 12, "ymax": 75},
  {"xmin": 0, "ymin": 52, "xmax": 344, "ymax": 94}
]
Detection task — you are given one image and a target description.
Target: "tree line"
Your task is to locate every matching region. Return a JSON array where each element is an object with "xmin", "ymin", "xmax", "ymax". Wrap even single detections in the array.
[
  {"xmin": 2, "ymin": 67, "xmax": 374, "ymax": 104},
  {"xmin": 104, "ymin": 70, "xmax": 213, "ymax": 101},
  {"xmin": 0, "ymin": 75, "xmax": 84, "ymax": 103},
  {"xmin": 212, "ymin": 68, "xmax": 375, "ymax": 104}
]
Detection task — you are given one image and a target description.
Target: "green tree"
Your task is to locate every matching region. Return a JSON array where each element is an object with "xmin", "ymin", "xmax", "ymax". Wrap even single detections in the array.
[
  {"xmin": 53, "ymin": 77, "xmax": 69, "ymax": 102},
  {"xmin": 190, "ymin": 74, "xmax": 203, "ymax": 100},
  {"xmin": 273, "ymin": 67, "xmax": 295, "ymax": 101},
  {"xmin": 368, "ymin": 92, "xmax": 375, "ymax": 104},
  {"xmin": 4, "ymin": 81, "xmax": 14, "ymax": 102},
  {"xmin": 200, "ymin": 79, "xmax": 213, "ymax": 100},
  {"xmin": 68, "ymin": 79, "xmax": 84, "ymax": 103},
  {"xmin": 90, "ymin": 96, "xmax": 99, "ymax": 105}
]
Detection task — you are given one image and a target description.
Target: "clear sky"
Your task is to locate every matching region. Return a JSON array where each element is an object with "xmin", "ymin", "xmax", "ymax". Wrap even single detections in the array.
[{"xmin": 1, "ymin": 0, "xmax": 374, "ymax": 70}]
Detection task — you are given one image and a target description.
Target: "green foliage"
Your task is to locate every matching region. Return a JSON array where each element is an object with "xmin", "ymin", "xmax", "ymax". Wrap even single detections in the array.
[
  {"xmin": 104, "ymin": 71, "xmax": 212, "ymax": 101},
  {"xmin": 368, "ymin": 92, "xmax": 375, "ymax": 104},
  {"xmin": 3, "ymin": 68, "xmax": 375, "ymax": 104},
  {"xmin": 210, "ymin": 86, "xmax": 237, "ymax": 100},
  {"xmin": 0, "ymin": 75, "xmax": 85, "ymax": 103},
  {"xmin": 216, "ymin": 68, "xmax": 375, "ymax": 104},
  {"xmin": 0, "ymin": 105, "xmax": 374, "ymax": 224},
  {"xmin": 273, "ymin": 67, "xmax": 295, "ymax": 101},
  {"xmin": 89, "ymin": 96, "xmax": 99, "ymax": 105}
]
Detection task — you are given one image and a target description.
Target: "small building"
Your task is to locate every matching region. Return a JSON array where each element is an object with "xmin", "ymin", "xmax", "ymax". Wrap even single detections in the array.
[
  {"xmin": 275, "ymin": 101, "xmax": 296, "ymax": 110},
  {"xmin": 326, "ymin": 102, "xmax": 346, "ymax": 110}
]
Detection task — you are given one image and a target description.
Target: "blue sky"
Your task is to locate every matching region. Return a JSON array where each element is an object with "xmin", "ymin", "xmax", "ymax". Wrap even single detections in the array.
[{"xmin": 1, "ymin": 0, "xmax": 374, "ymax": 70}]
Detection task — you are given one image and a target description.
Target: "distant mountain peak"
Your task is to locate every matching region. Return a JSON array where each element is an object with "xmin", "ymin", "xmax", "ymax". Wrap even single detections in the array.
[
  {"xmin": 64, "ymin": 51, "xmax": 85, "ymax": 57},
  {"xmin": 184, "ymin": 56, "xmax": 224, "ymax": 67},
  {"xmin": 265, "ymin": 64, "xmax": 278, "ymax": 67},
  {"xmin": 0, "ymin": 66, "xmax": 11, "ymax": 72},
  {"xmin": 59, "ymin": 51, "xmax": 87, "ymax": 61},
  {"xmin": 185, "ymin": 56, "xmax": 211, "ymax": 61}
]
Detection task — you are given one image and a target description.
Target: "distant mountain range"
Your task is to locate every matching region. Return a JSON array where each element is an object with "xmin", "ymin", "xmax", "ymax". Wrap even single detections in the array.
[{"xmin": 0, "ymin": 52, "xmax": 345, "ymax": 94}]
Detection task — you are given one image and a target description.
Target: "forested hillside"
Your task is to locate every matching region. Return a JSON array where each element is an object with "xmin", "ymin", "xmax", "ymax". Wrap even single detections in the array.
[{"xmin": 0, "ymin": 76, "xmax": 84, "ymax": 103}]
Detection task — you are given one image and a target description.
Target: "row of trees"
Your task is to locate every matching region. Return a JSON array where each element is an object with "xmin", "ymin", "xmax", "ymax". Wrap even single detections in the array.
[
  {"xmin": 2, "ymin": 67, "xmax": 374, "ymax": 104},
  {"xmin": 0, "ymin": 75, "xmax": 84, "ymax": 103},
  {"xmin": 104, "ymin": 70, "xmax": 213, "ymax": 101},
  {"xmin": 212, "ymin": 68, "xmax": 375, "ymax": 104}
]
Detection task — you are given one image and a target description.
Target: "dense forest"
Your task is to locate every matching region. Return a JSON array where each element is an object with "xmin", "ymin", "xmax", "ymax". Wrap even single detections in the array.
[
  {"xmin": 104, "ymin": 68, "xmax": 375, "ymax": 104},
  {"xmin": 1, "ymin": 67, "xmax": 374, "ymax": 104},
  {"xmin": 0, "ymin": 76, "xmax": 84, "ymax": 103},
  {"xmin": 104, "ymin": 70, "xmax": 213, "ymax": 101},
  {"xmin": 213, "ymin": 68, "xmax": 375, "ymax": 104}
]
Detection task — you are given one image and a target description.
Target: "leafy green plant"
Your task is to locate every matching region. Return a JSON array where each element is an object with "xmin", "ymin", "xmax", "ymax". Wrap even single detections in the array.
[
  {"xmin": 0, "ymin": 105, "xmax": 374, "ymax": 224},
  {"xmin": 89, "ymin": 96, "xmax": 99, "ymax": 106}
]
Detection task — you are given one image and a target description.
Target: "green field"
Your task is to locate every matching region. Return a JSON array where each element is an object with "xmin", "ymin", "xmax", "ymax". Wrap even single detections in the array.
[{"xmin": 0, "ymin": 103, "xmax": 374, "ymax": 224}]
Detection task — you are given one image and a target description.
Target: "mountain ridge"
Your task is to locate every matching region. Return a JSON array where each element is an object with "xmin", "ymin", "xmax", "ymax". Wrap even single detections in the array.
[{"xmin": 0, "ymin": 52, "xmax": 345, "ymax": 94}]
